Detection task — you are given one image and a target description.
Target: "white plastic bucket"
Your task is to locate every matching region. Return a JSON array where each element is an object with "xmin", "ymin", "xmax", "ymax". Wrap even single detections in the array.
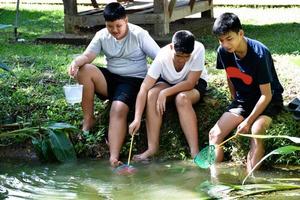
[{"xmin": 63, "ymin": 84, "xmax": 83, "ymax": 105}]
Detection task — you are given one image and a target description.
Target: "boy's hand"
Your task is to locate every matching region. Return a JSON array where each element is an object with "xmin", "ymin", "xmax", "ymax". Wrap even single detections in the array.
[
  {"xmin": 129, "ymin": 119, "xmax": 141, "ymax": 135},
  {"xmin": 156, "ymin": 91, "xmax": 167, "ymax": 115},
  {"xmin": 237, "ymin": 120, "xmax": 251, "ymax": 134},
  {"xmin": 68, "ymin": 61, "xmax": 79, "ymax": 77}
]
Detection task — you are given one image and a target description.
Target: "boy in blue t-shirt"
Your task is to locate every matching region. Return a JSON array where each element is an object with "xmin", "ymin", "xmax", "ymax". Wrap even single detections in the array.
[{"xmin": 209, "ymin": 13, "xmax": 284, "ymax": 172}]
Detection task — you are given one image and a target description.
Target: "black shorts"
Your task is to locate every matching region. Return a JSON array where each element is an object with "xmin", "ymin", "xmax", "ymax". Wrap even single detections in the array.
[
  {"xmin": 226, "ymin": 98, "xmax": 283, "ymax": 118},
  {"xmin": 157, "ymin": 77, "xmax": 207, "ymax": 95},
  {"xmin": 97, "ymin": 67, "xmax": 143, "ymax": 108}
]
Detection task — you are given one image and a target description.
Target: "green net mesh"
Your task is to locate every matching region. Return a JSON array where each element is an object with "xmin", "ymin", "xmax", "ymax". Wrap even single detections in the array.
[{"xmin": 194, "ymin": 145, "xmax": 216, "ymax": 168}]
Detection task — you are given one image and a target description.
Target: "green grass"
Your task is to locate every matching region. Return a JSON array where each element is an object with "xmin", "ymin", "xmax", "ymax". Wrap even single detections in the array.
[
  {"xmin": 244, "ymin": 23, "xmax": 300, "ymax": 55},
  {"xmin": 0, "ymin": 6, "xmax": 299, "ymax": 164}
]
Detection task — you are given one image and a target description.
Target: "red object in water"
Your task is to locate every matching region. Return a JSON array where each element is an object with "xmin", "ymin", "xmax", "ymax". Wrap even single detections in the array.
[{"xmin": 114, "ymin": 164, "xmax": 137, "ymax": 175}]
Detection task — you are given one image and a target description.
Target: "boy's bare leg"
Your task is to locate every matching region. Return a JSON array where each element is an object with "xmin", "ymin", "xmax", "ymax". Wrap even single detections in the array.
[
  {"xmin": 209, "ymin": 112, "xmax": 244, "ymax": 162},
  {"xmin": 108, "ymin": 101, "xmax": 129, "ymax": 167},
  {"xmin": 76, "ymin": 64, "xmax": 108, "ymax": 131},
  {"xmin": 175, "ymin": 89, "xmax": 200, "ymax": 158},
  {"xmin": 246, "ymin": 115, "xmax": 271, "ymax": 173},
  {"xmin": 133, "ymin": 83, "xmax": 169, "ymax": 161}
]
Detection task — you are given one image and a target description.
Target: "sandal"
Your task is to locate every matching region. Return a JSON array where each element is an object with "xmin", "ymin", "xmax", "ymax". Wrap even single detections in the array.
[
  {"xmin": 293, "ymin": 105, "xmax": 300, "ymax": 120},
  {"xmin": 287, "ymin": 97, "xmax": 300, "ymax": 111}
]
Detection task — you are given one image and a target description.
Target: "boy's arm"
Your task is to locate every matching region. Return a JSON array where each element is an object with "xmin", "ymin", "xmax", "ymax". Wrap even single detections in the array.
[
  {"xmin": 227, "ymin": 77, "xmax": 236, "ymax": 100},
  {"xmin": 129, "ymin": 75, "xmax": 156, "ymax": 134},
  {"xmin": 160, "ymin": 71, "xmax": 201, "ymax": 97},
  {"xmin": 69, "ymin": 51, "xmax": 97, "ymax": 76},
  {"xmin": 155, "ymin": 71, "xmax": 201, "ymax": 115},
  {"xmin": 238, "ymin": 83, "xmax": 272, "ymax": 133}
]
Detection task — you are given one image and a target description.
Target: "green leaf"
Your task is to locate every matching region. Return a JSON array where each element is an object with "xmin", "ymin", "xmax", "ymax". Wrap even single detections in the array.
[
  {"xmin": 243, "ymin": 145, "xmax": 300, "ymax": 185},
  {"xmin": 32, "ymin": 138, "xmax": 56, "ymax": 162},
  {"xmin": 47, "ymin": 129, "xmax": 76, "ymax": 162},
  {"xmin": 232, "ymin": 183, "xmax": 300, "ymax": 199},
  {"xmin": 272, "ymin": 145, "xmax": 300, "ymax": 154},
  {"xmin": 42, "ymin": 139, "xmax": 57, "ymax": 162},
  {"xmin": 47, "ymin": 122, "xmax": 80, "ymax": 133},
  {"xmin": 0, "ymin": 127, "xmax": 38, "ymax": 139},
  {"xmin": 238, "ymin": 133, "xmax": 300, "ymax": 143},
  {"xmin": 32, "ymin": 138, "xmax": 45, "ymax": 161}
]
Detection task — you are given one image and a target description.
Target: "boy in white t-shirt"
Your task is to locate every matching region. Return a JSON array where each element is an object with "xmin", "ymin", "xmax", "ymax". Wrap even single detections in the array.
[{"xmin": 129, "ymin": 30, "xmax": 208, "ymax": 160}]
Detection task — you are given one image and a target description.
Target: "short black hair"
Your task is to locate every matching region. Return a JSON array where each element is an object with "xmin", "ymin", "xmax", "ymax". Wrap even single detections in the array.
[
  {"xmin": 212, "ymin": 13, "xmax": 242, "ymax": 36},
  {"xmin": 103, "ymin": 2, "xmax": 126, "ymax": 22},
  {"xmin": 172, "ymin": 30, "xmax": 195, "ymax": 54}
]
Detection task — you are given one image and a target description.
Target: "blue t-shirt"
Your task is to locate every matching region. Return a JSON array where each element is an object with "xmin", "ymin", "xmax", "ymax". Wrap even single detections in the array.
[{"xmin": 216, "ymin": 37, "xmax": 283, "ymax": 103}]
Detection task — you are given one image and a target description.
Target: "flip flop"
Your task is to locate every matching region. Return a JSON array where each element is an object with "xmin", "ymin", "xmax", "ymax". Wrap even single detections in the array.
[
  {"xmin": 287, "ymin": 97, "xmax": 300, "ymax": 111},
  {"xmin": 293, "ymin": 105, "xmax": 300, "ymax": 120}
]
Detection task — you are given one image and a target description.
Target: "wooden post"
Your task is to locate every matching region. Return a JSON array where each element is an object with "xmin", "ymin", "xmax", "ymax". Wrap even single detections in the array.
[
  {"xmin": 62, "ymin": 0, "xmax": 78, "ymax": 15},
  {"xmin": 62, "ymin": 0, "xmax": 78, "ymax": 33},
  {"xmin": 202, "ymin": 0, "xmax": 214, "ymax": 18},
  {"xmin": 154, "ymin": 0, "xmax": 169, "ymax": 36}
]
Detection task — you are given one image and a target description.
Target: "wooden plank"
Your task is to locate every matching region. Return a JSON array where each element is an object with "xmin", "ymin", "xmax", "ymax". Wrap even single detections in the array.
[
  {"xmin": 67, "ymin": 13, "xmax": 164, "ymax": 27},
  {"xmin": 170, "ymin": 0, "xmax": 213, "ymax": 21},
  {"xmin": 78, "ymin": 8, "xmax": 103, "ymax": 16},
  {"xmin": 63, "ymin": 0, "xmax": 213, "ymax": 35}
]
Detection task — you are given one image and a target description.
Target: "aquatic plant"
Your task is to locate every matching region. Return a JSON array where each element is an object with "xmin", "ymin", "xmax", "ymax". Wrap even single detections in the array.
[
  {"xmin": 199, "ymin": 181, "xmax": 300, "ymax": 199},
  {"xmin": 243, "ymin": 145, "xmax": 300, "ymax": 185},
  {"xmin": 0, "ymin": 122, "xmax": 80, "ymax": 162},
  {"xmin": 195, "ymin": 133, "xmax": 300, "ymax": 169}
]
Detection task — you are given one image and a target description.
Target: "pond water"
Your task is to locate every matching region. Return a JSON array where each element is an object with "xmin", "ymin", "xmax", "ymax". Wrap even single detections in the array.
[{"xmin": 0, "ymin": 159, "xmax": 299, "ymax": 199}]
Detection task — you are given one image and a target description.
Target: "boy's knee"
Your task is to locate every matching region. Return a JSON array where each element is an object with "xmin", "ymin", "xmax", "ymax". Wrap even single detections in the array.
[
  {"xmin": 147, "ymin": 89, "xmax": 159, "ymax": 103},
  {"xmin": 175, "ymin": 93, "xmax": 190, "ymax": 107},
  {"xmin": 77, "ymin": 64, "xmax": 97, "ymax": 79},
  {"xmin": 251, "ymin": 122, "xmax": 269, "ymax": 135},
  {"xmin": 110, "ymin": 102, "xmax": 128, "ymax": 119},
  {"xmin": 251, "ymin": 116, "xmax": 272, "ymax": 134}
]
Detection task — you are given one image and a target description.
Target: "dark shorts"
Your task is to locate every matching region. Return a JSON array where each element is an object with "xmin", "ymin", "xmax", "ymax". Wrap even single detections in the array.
[
  {"xmin": 226, "ymin": 98, "xmax": 283, "ymax": 118},
  {"xmin": 157, "ymin": 77, "xmax": 207, "ymax": 95},
  {"xmin": 97, "ymin": 67, "xmax": 143, "ymax": 108}
]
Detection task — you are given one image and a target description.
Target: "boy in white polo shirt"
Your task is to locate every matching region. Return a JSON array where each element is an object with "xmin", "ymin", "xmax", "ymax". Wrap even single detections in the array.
[
  {"xmin": 129, "ymin": 30, "xmax": 208, "ymax": 160},
  {"xmin": 68, "ymin": 2, "xmax": 160, "ymax": 167}
]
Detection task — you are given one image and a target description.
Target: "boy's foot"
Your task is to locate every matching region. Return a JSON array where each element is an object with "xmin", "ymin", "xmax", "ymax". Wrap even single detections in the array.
[
  {"xmin": 110, "ymin": 158, "xmax": 123, "ymax": 168},
  {"xmin": 77, "ymin": 130, "xmax": 89, "ymax": 141},
  {"xmin": 132, "ymin": 155, "xmax": 151, "ymax": 164},
  {"xmin": 82, "ymin": 117, "xmax": 96, "ymax": 131},
  {"xmin": 132, "ymin": 149, "xmax": 155, "ymax": 163}
]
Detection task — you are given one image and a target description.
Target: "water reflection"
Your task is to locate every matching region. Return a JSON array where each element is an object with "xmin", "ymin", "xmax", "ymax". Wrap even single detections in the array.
[{"xmin": 0, "ymin": 159, "xmax": 299, "ymax": 199}]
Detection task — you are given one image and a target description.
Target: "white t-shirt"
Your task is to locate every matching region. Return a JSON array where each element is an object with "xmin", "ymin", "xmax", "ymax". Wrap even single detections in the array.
[
  {"xmin": 148, "ymin": 41, "xmax": 208, "ymax": 84},
  {"xmin": 86, "ymin": 23, "xmax": 160, "ymax": 78}
]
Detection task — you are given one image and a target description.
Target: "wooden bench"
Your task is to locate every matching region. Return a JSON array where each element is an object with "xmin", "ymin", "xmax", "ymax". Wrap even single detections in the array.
[{"xmin": 62, "ymin": 0, "xmax": 214, "ymax": 36}]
